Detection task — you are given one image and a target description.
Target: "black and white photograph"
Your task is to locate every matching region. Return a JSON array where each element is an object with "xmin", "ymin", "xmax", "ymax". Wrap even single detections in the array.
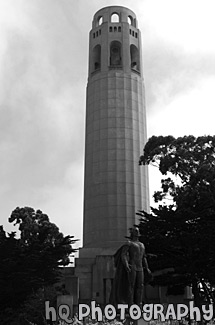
[{"xmin": 0, "ymin": 0, "xmax": 215, "ymax": 324}]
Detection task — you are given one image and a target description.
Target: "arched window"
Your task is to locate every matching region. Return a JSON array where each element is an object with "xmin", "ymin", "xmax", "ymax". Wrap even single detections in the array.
[
  {"xmin": 114, "ymin": 26, "xmax": 117, "ymax": 32},
  {"xmin": 130, "ymin": 44, "xmax": 140, "ymax": 71},
  {"xmin": 110, "ymin": 41, "xmax": 122, "ymax": 67},
  {"xmin": 111, "ymin": 13, "xmax": 120, "ymax": 23},
  {"xmin": 93, "ymin": 44, "xmax": 101, "ymax": 71},
  {"xmin": 128, "ymin": 15, "xmax": 133, "ymax": 26},
  {"xmin": 98, "ymin": 16, "xmax": 103, "ymax": 26}
]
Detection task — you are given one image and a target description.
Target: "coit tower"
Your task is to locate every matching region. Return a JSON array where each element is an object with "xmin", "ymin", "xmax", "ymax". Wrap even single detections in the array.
[{"xmin": 83, "ymin": 5, "xmax": 149, "ymax": 250}]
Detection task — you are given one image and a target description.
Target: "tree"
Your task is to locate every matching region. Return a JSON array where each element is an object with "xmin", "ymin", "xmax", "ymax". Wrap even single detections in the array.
[
  {"xmin": 0, "ymin": 207, "xmax": 77, "ymax": 322},
  {"xmin": 0, "ymin": 286, "xmax": 59, "ymax": 325},
  {"xmin": 138, "ymin": 135, "xmax": 215, "ymax": 306}
]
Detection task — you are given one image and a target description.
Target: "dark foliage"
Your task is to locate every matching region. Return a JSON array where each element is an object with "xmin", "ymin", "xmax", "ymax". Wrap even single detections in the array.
[
  {"xmin": 139, "ymin": 135, "xmax": 215, "ymax": 305},
  {"xmin": 0, "ymin": 207, "xmax": 77, "ymax": 322}
]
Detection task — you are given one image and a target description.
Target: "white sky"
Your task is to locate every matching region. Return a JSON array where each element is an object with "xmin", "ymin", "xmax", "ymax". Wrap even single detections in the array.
[{"xmin": 0, "ymin": 0, "xmax": 215, "ymax": 248}]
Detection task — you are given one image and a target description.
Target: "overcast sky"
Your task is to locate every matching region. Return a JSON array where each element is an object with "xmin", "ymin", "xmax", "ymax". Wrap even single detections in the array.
[{"xmin": 0, "ymin": 0, "xmax": 215, "ymax": 248}]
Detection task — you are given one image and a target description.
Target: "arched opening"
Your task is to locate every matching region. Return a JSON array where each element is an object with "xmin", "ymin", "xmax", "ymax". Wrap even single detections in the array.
[
  {"xmin": 114, "ymin": 26, "xmax": 117, "ymax": 32},
  {"xmin": 130, "ymin": 44, "xmax": 140, "ymax": 71},
  {"xmin": 128, "ymin": 15, "xmax": 133, "ymax": 26},
  {"xmin": 110, "ymin": 41, "xmax": 122, "ymax": 67},
  {"xmin": 111, "ymin": 13, "xmax": 120, "ymax": 23},
  {"xmin": 93, "ymin": 44, "xmax": 101, "ymax": 71},
  {"xmin": 98, "ymin": 16, "xmax": 103, "ymax": 26}
]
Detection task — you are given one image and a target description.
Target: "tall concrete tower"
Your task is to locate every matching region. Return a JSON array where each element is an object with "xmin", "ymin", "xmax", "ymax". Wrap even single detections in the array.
[
  {"xmin": 83, "ymin": 5, "xmax": 149, "ymax": 250},
  {"xmin": 72, "ymin": 6, "xmax": 150, "ymax": 306},
  {"xmin": 67, "ymin": 7, "xmax": 191, "ymax": 307}
]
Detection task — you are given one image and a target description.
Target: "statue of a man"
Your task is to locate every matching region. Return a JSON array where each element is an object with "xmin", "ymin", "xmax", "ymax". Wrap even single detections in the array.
[{"xmin": 110, "ymin": 226, "xmax": 151, "ymax": 306}]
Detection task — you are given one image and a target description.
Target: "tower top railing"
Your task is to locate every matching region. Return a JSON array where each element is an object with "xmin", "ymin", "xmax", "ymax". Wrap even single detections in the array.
[{"xmin": 92, "ymin": 6, "xmax": 138, "ymax": 29}]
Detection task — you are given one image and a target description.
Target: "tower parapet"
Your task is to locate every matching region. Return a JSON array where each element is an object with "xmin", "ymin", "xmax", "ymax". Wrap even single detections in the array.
[{"xmin": 89, "ymin": 6, "xmax": 142, "ymax": 76}]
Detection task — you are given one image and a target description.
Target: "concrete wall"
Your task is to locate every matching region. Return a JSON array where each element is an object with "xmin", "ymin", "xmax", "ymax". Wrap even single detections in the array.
[{"xmin": 84, "ymin": 72, "xmax": 149, "ymax": 248}]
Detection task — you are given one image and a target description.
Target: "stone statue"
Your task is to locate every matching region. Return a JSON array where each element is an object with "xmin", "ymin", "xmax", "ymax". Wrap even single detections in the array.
[{"xmin": 110, "ymin": 226, "xmax": 151, "ymax": 306}]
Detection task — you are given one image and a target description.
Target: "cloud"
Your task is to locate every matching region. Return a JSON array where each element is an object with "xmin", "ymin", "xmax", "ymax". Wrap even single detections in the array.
[
  {"xmin": 1, "ymin": 0, "xmax": 215, "ymax": 243},
  {"xmin": 0, "ymin": 0, "xmax": 86, "ymax": 239},
  {"xmin": 147, "ymin": 76, "xmax": 215, "ymax": 136},
  {"xmin": 138, "ymin": 0, "xmax": 215, "ymax": 53},
  {"xmin": 143, "ymin": 41, "xmax": 215, "ymax": 110},
  {"xmin": 130, "ymin": 0, "xmax": 215, "ymax": 113}
]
